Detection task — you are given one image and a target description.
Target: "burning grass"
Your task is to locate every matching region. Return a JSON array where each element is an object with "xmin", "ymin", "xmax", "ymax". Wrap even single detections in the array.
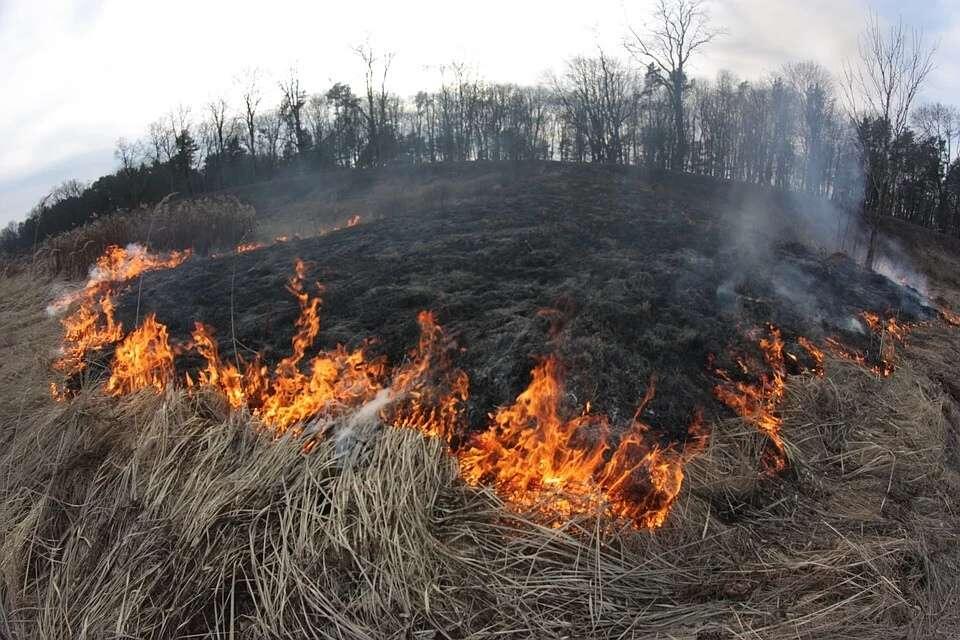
[
  {"xmin": 1, "ymin": 306, "xmax": 957, "ymax": 637},
  {"xmin": 7, "ymin": 164, "xmax": 960, "ymax": 637},
  {"xmin": 460, "ymin": 357, "xmax": 708, "ymax": 528},
  {"xmin": 44, "ymin": 242, "xmax": 938, "ymax": 532}
]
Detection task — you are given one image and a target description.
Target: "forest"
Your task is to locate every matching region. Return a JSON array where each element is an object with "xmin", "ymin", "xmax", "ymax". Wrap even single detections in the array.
[{"xmin": 3, "ymin": 3, "xmax": 957, "ymax": 255}]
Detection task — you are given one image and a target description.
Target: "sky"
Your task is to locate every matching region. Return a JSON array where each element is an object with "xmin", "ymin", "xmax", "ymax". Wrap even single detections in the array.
[{"xmin": 1, "ymin": 0, "xmax": 957, "ymax": 227}]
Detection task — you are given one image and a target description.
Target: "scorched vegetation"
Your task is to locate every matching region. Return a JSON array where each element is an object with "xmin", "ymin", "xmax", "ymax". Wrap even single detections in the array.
[{"xmin": 1, "ymin": 163, "xmax": 959, "ymax": 639}]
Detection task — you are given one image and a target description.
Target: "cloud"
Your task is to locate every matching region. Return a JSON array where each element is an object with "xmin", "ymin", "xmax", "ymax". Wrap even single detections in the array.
[
  {"xmin": 1, "ymin": 0, "xmax": 957, "ymax": 227},
  {"xmin": 0, "ymin": 148, "xmax": 115, "ymax": 225}
]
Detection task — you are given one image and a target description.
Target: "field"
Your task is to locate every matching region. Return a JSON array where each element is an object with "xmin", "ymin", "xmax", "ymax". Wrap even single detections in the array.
[{"xmin": 1, "ymin": 162, "xmax": 959, "ymax": 638}]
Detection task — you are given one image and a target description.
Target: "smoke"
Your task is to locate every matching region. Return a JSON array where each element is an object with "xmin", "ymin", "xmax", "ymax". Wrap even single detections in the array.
[
  {"xmin": 713, "ymin": 178, "xmax": 931, "ymax": 335},
  {"xmin": 300, "ymin": 388, "xmax": 397, "ymax": 462}
]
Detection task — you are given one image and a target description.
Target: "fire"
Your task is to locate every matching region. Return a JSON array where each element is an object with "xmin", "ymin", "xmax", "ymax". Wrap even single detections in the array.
[
  {"xmin": 459, "ymin": 357, "xmax": 706, "ymax": 528},
  {"xmin": 383, "ymin": 310, "xmax": 470, "ymax": 441},
  {"xmin": 105, "ymin": 313, "xmax": 174, "ymax": 396},
  {"xmin": 235, "ymin": 242, "xmax": 265, "ymax": 253},
  {"xmin": 88, "ymin": 244, "xmax": 190, "ymax": 284},
  {"xmin": 797, "ymin": 336, "xmax": 825, "ymax": 376},
  {"xmin": 189, "ymin": 260, "xmax": 385, "ymax": 435},
  {"xmin": 346, "ymin": 215, "xmax": 361, "ymax": 227},
  {"xmin": 822, "ymin": 311, "xmax": 909, "ymax": 377},
  {"xmin": 713, "ymin": 325, "xmax": 788, "ymax": 474},
  {"xmin": 941, "ymin": 307, "xmax": 960, "ymax": 327},
  {"xmin": 189, "ymin": 322, "xmax": 252, "ymax": 409},
  {"xmin": 50, "ymin": 244, "xmax": 190, "ymax": 383},
  {"xmin": 54, "ymin": 294, "xmax": 123, "ymax": 374},
  {"xmin": 859, "ymin": 310, "xmax": 907, "ymax": 343}
]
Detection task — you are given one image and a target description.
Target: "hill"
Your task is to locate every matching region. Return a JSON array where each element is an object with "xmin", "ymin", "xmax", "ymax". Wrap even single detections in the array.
[{"xmin": 1, "ymin": 163, "xmax": 959, "ymax": 639}]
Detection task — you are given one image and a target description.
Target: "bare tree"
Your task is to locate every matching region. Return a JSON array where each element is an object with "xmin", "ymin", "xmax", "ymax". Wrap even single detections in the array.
[
  {"xmin": 148, "ymin": 119, "xmax": 176, "ymax": 165},
  {"xmin": 257, "ymin": 109, "xmax": 284, "ymax": 171},
  {"xmin": 784, "ymin": 61, "xmax": 837, "ymax": 195},
  {"xmin": 355, "ymin": 43, "xmax": 396, "ymax": 166},
  {"xmin": 240, "ymin": 69, "xmax": 262, "ymax": 177},
  {"xmin": 114, "ymin": 138, "xmax": 148, "ymax": 205},
  {"xmin": 279, "ymin": 68, "xmax": 310, "ymax": 156},
  {"xmin": 912, "ymin": 102, "xmax": 959, "ymax": 163},
  {"xmin": 625, "ymin": 0, "xmax": 720, "ymax": 170},
  {"xmin": 206, "ymin": 99, "xmax": 234, "ymax": 158},
  {"xmin": 114, "ymin": 137, "xmax": 145, "ymax": 171},
  {"xmin": 555, "ymin": 52, "xmax": 636, "ymax": 164},
  {"xmin": 842, "ymin": 12, "xmax": 936, "ymax": 269}
]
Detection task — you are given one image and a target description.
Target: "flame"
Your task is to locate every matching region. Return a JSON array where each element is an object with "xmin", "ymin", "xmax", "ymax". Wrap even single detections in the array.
[
  {"xmin": 54, "ymin": 294, "xmax": 123, "ymax": 374},
  {"xmin": 189, "ymin": 322, "xmax": 252, "ymax": 409},
  {"xmin": 188, "ymin": 260, "xmax": 385, "ymax": 435},
  {"xmin": 383, "ymin": 310, "xmax": 470, "ymax": 441},
  {"xmin": 859, "ymin": 310, "xmax": 907, "ymax": 343},
  {"xmin": 713, "ymin": 325, "xmax": 788, "ymax": 474},
  {"xmin": 105, "ymin": 313, "xmax": 174, "ymax": 395},
  {"xmin": 459, "ymin": 358, "xmax": 706, "ymax": 528},
  {"xmin": 796, "ymin": 336, "xmax": 825, "ymax": 376},
  {"xmin": 50, "ymin": 245, "xmax": 190, "ymax": 385},
  {"xmin": 940, "ymin": 307, "xmax": 960, "ymax": 327},
  {"xmin": 236, "ymin": 242, "xmax": 265, "ymax": 253},
  {"xmin": 822, "ymin": 311, "xmax": 909, "ymax": 377},
  {"xmin": 600, "ymin": 407, "xmax": 708, "ymax": 528},
  {"xmin": 346, "ymin": 215, "xmax": 361, "ymax": 227}
]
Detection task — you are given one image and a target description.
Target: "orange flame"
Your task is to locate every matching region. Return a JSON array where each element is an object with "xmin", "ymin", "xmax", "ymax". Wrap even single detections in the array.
[
  {"xmin": 51, "ymin": 245, "xmax": 190, "ymax": 385},
  {"xmin": 188, "ymin": 260, "xmax": 385, "ymax": 435},
  {"xmin": 796, "ymin": 336, "xmax": 825, "ymax": 376},
  {"xmin": 940, "ymin": 307, "xmax": 960, "ymax": 327},
  {"xmin": 105, "ymin": 313, "xmax": 174, "ymax": 395},
  {"xmin": 384, "ymin": 310, "xmax": 470, "ymax": 441},
  {"xmin": 54, "ymin": 294, "xmax": 123, "ymax": 374},
  {"xmin": 459, "ymin": 358, "xmax": 706, "ymax": 528},
  {"xmin": 189, "ymin": 322, "xmax": 252, "ymax": 409},
  {"xmin": 713, "ymin": 325, "xmax": 788, "ymax": 474},
  {"xmin": 235, "ymin": 242, "xmax": 265, "ymax": 253},
  {"xmin": 822, "ymin": 311, "xmax": 909, "ymax": 377}
]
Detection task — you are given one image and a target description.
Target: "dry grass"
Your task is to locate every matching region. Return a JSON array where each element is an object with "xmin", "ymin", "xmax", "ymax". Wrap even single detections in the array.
[
  {"xmin": 0, "ymin": 269, "xmax": 957, "ymax": 638},
  {"xmin": 31, "ymin": 196, "xmax": 256, "ymax": 279}
]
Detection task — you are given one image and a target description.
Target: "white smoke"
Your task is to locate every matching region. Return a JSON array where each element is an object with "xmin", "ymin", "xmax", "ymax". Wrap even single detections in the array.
[
  {"xmin": 301, "ymin": 388, "xmax": 399, "ymax": 463},
  {"xmin": 45, "ymin": 242, "xmax": 152, "ymax": 317}
]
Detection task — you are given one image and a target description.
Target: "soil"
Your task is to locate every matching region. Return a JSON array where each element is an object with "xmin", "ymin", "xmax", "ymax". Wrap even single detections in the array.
[{"xmin": 111, "ymin": 162, "xmax": 934, "ymax": 443}]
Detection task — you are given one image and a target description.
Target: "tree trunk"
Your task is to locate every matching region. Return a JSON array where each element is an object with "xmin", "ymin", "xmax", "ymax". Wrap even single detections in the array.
[{"xmin": 864, "ymin": 218, "xmax": 879, "ymax": 272}]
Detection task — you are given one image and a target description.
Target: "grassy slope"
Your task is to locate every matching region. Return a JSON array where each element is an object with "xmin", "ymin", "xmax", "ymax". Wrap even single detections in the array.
[{"xmin": 0, "ymin": 165, "xmax": 959, "ymax": 638}]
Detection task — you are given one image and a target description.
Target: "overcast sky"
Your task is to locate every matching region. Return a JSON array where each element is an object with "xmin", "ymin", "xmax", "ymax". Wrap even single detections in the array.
[{"xmin": 1, "ymin": 0, "xmax": 957, "ymax": 226}]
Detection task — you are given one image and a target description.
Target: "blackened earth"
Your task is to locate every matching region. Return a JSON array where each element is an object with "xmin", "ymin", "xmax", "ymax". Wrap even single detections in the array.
[{"xmin": 112, "ymin": 163, "xmax": 933, "ymax": 443}]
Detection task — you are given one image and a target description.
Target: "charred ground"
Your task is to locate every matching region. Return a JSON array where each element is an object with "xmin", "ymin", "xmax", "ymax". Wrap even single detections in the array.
[{"xmin": 111, "ymin": 162, "xmax": 931, "ymax": 441}]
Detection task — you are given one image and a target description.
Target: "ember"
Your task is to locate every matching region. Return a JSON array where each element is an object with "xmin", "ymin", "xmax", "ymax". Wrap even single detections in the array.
[{"xmin": 941, "ymin": 307, "xmax": 960, "ymax": 327}]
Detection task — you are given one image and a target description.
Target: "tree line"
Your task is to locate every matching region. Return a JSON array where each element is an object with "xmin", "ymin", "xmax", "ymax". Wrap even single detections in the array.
[{"xmin": 4, "ymin": 1, "xmax": 957, "ymax": 258}]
